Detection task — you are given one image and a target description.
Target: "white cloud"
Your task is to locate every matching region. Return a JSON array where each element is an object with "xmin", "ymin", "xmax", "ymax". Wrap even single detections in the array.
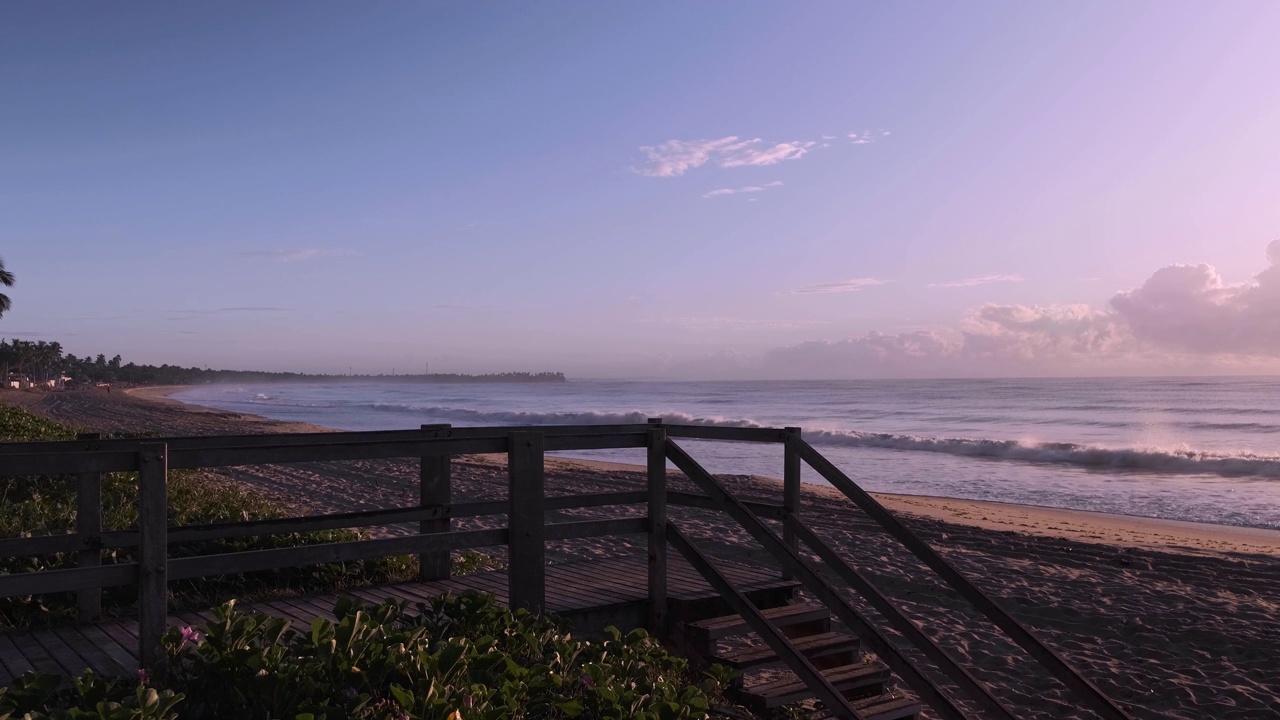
[
  {"xmin": 789, "ymin": 277, "xmax": 886, "ymax": 294},
  {"xmin": 929, "ymin": 274, "xmax": 1024, "ymax": 288},
  {"xmin": 636, "ymin": 136, "xmax": 814, "ymax": 177},
  {"xmin": 849, "ymin": 131, "xmax": 876, "ymax": 145},
  {"xmin": 718, "ymin": 140, "xmax": 816, "ymax": 168},
  {"xmin": 703, "ymin": 181, "xmax": 783, "ymax": 198},
  {"xmin": 1109, "ymin": 240, "xmax": 1280, "ymax": 355},
  {"xmin": 240, "ymin": 248, "xmax": 359, "ymax": 262}
]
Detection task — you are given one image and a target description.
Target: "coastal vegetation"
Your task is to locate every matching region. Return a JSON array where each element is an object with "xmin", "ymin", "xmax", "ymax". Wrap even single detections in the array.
[
  {"xmin": 0, "ymin": 593, "xmax": 737, "ymax": 720},
  {"xmin": 0, "ymin": 338, "xmax": 564, "ymax": 386}
]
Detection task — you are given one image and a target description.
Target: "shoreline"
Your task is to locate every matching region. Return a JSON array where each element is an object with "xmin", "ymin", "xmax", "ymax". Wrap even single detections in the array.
[{"xmin": 121, "ymin": 385, "xmax": 1280, "ymax": 559}]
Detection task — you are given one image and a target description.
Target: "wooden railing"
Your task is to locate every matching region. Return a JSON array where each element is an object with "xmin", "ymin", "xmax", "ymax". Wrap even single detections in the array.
[
  {"xmin": 0, "ymin": 421, "xmax": 787, "ymax": 668},
  {"xmin": 0, "ymin": 420, "xmax": 1131, "ymax": 719}
]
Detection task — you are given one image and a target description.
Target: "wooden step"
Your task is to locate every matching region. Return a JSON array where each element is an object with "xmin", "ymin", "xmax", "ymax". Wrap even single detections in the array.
[
  {"xmin": 685, "ymin": 603, "xmax": 831, "ymax": 644},
  {"xmin": 710, "ymin": 631, "xmax": 860, "ymax": 669},
  {"xmin": 847, "ymin": 694, "xmax": 922, "ymax": 720},
  {"xmin": 739, "ymin": 661, "xmax": 891, "ymax": 709}
]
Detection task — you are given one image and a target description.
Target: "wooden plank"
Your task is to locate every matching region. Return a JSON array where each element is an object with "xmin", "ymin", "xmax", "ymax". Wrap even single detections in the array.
[
  {"xmin": 137, "ymin": 443, "xmax": 168, "ymax": 670},
  {"xmin": 419, "ymin": 424, "xmax": 452, "ymax": 582},
  {"xmin": 158, "ymin": 504, "xmax": 448, "ymax": 546},
  {"xmin": 0, "ymin": 532, "xmax": 82, "ymax": 558},
  {"xmin": 32, "ymin": 627, "xmax": 91, "ymax": 678},
  {"xmin": 76, "ymin": 432, "xmax": 104, "ymax": 621},
  {"xmin": 261, "ymin": 600, "xmax": 313, "ymax": 628},
  {"xmin": 782, "ymin": 428, "xmax": 801, "ymax": 581},
  {"xmin": 543, "ymin": 433, "xmax": 647, "ymax": 451},
  {"xmin": 746, "ymin": 662, "xmax": 890, "ymax": 708},
  {"xmin": 544, "ymin": 517, "xmax": 646, "ymax": 541},
  {"xmin": 51, "ymin": 625, "xmax": 118, "ymax": 678},
  {"xmin": 0, "ymin": 562, "xmax": 138, "ymax": 599},
  {"xmin": 0, "ymin": 632, "xmax": 36, "ymax": 679},
  {"xmin": 2, "ymin": 423, "xmax": 787, "ymax": 477},
  {"xmin": 169, "ymin": 436, "xmax": 507, "ymax": 469},
  {"xmin": 661, "ymin": 425, "xmax": 786, "ymax": 443},
  {"xmin": 14, "ymin": 630, "xmax": 64, "ymax": 677},
  {"xmin": 286, "ymin": 596, "xmax": 340, "ymax": 623},
  {"xmin": 0, "ymin": 423, "xmax": 649, "ymax": 456},
  {"xmin": 167, "ymin": 527, "xmax": 508, "ymax": 581},
  {"xmin": 74, "ymin": 624, "xmax": 137, "ymax": 677},
  {"xmin": 546, "ymin": 491, "xmax": 647, "ymax": 510},
  {"xmin": 541, "ymin": 563, "xmax": 636, "ymax": 609},
  {"xmin": 507, "ymin": 431, "xmax": 545, "ymax": 613},
  {"xmin": 0, "ymin": 451, "xmax": 138, "ymax": 477},
  {"xmin": 666, "ymin": 492, "xmax": 787, "ymax": 519},
  {"xmin": 647, "ymin": 424, "xmax": 667, "ymax": 634},
  {"xmin": 688, "ymin": 604, "xmax": 831, "ymax": 641}
]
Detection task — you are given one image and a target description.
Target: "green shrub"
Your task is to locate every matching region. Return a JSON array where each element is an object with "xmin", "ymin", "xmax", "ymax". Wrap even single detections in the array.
[{"xmin": 0, "ymin": 593, "xmax": 741, "ymax": 720}]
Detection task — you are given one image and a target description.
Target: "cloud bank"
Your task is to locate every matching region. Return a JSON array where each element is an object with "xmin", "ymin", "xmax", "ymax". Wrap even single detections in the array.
[{"xmin": 670, "ymin": 241, "xmax": 1280, "ymax": 378}]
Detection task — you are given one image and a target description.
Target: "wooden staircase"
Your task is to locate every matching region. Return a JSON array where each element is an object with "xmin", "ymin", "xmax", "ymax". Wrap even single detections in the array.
[{"xmin": 678, "ymin": 598, "xmax": 922, "ymax": 719}]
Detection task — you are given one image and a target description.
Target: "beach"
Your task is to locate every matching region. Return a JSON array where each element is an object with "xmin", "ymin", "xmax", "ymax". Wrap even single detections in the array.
[{"xmin": 6, "ymin": 386, "xmax": 1280, "ymax": 719}]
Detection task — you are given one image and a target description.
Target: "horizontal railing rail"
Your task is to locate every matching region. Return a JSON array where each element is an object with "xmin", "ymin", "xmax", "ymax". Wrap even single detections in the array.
[{"xmin": 0, "ymin": 423, "xmax": 782, "ymax": 477}]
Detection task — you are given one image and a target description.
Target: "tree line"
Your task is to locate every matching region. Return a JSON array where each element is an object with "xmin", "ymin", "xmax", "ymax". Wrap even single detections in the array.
[{"xmin": 1, "ymin": 338, "xmax": 565, "ymax": 386}]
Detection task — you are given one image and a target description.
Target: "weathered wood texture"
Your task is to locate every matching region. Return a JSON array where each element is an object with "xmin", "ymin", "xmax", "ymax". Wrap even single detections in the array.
[
  {"xmin": 0, "ymin": 423, "xmax": 776, "ymax": 477},
  {"xmin": 647, "ymin": 423, "xmax": 668, "ymax": 634},
  {"xmin": 507, "ymin": 432, "xmax": 546, "ymax": 613},
  {"xmin": 782, "ymin": 427, "xmax": 802, "ymax": 581},
  {"xmin": 419, "ymin": 424, "xmax": 452, "ymax": 581},
  {"xmin": 75, "ymin": 433, "xmax": 103, "ymax": 621},
  {"xmin": 136, "ymin": 443, "xmax": 168, "ymax": 670}
]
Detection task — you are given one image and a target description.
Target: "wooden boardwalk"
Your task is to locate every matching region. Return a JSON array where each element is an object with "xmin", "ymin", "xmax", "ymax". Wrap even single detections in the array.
[{"xmin": 0, "ymin": 554, "xmax": 794, "ymax": 685}]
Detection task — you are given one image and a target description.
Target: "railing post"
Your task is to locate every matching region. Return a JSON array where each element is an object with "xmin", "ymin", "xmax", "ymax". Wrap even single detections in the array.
[
  {"xmin": 507, "ymin": 431, "xmax": 545, "ymax": 613},
  {"xmin": 137, "ymin": 442, "xmax": 168, "ymax": 671},
  {"xmin": 76, "ymin": 432, "xmax": 103, "ymax": 620},
  {"xmin": 782, "ymin": 427, "xmax": 802, "ymax": 581},
  {"xmin": 646, "ymin": 418, "xmax": 668, "ymax": 635},
  {"xmin": 419, "ymin": 424, "xmax": 453, "ymax": 581}
]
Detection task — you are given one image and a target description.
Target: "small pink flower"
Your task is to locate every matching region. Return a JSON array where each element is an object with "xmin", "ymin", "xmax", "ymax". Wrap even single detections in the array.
[
  {"xmin": 464, "ymin": 695, "xmax": 474, "ymax": 709},
  {"xmin": 136, "ymin": 668, "xmax": 150, "ymax": 685},
  {"xmin": 580, "ymin": 674, "xmax": 595, "ymax": 689},
  {"xmin": 179, "ymin": 626, "xmax": 203, "ymax": 647}
]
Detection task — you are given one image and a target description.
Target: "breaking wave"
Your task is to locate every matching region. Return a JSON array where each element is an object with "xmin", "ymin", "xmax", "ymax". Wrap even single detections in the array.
[{"xmin": 368, "ymin": 403, "xmax": 1280, "ymax": 478}]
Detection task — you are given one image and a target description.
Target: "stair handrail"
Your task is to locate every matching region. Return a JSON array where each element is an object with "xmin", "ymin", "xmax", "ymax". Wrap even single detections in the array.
[
  {"xmin": 790, "ymin": 437, "xmax": 1134, "ymax": 720},
  {"xmin": 667, "ymin": 523, "xmax": 866, "ymax": 720},
  {"xmin": 665, "ymin": 439, "xmax": 973, "ymax": 720},
  {"xmin": 783, "ymin": 517, "xmax": 1019, "ymax": 720}
]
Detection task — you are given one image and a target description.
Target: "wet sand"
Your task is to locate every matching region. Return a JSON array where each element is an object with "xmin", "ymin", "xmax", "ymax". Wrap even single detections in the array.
[{"xmin": 5, "ymin": 386, "xmax": 1280, "ymax": 719}]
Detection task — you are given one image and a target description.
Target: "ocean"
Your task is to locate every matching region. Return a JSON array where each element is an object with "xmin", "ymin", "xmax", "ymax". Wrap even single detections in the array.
[{"xmin": 171, "ymin": 377, "xmax": 1280, "ymax": 530}]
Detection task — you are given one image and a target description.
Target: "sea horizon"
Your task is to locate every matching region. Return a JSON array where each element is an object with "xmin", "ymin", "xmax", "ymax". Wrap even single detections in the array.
[{"xmin": 172, "ymin": 375, "xmax": 1280, "ymax": 531}]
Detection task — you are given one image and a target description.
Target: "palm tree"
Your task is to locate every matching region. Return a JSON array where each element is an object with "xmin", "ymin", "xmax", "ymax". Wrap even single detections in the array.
[{"xmin": 0, "ymin": 257, "xmax": 13, "ymax": 318}]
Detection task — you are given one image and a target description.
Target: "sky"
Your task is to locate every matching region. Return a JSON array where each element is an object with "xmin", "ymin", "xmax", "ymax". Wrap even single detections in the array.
[{"xmin": 3, "ymin": 1, "xmax": 1280, "ymax": 379}]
